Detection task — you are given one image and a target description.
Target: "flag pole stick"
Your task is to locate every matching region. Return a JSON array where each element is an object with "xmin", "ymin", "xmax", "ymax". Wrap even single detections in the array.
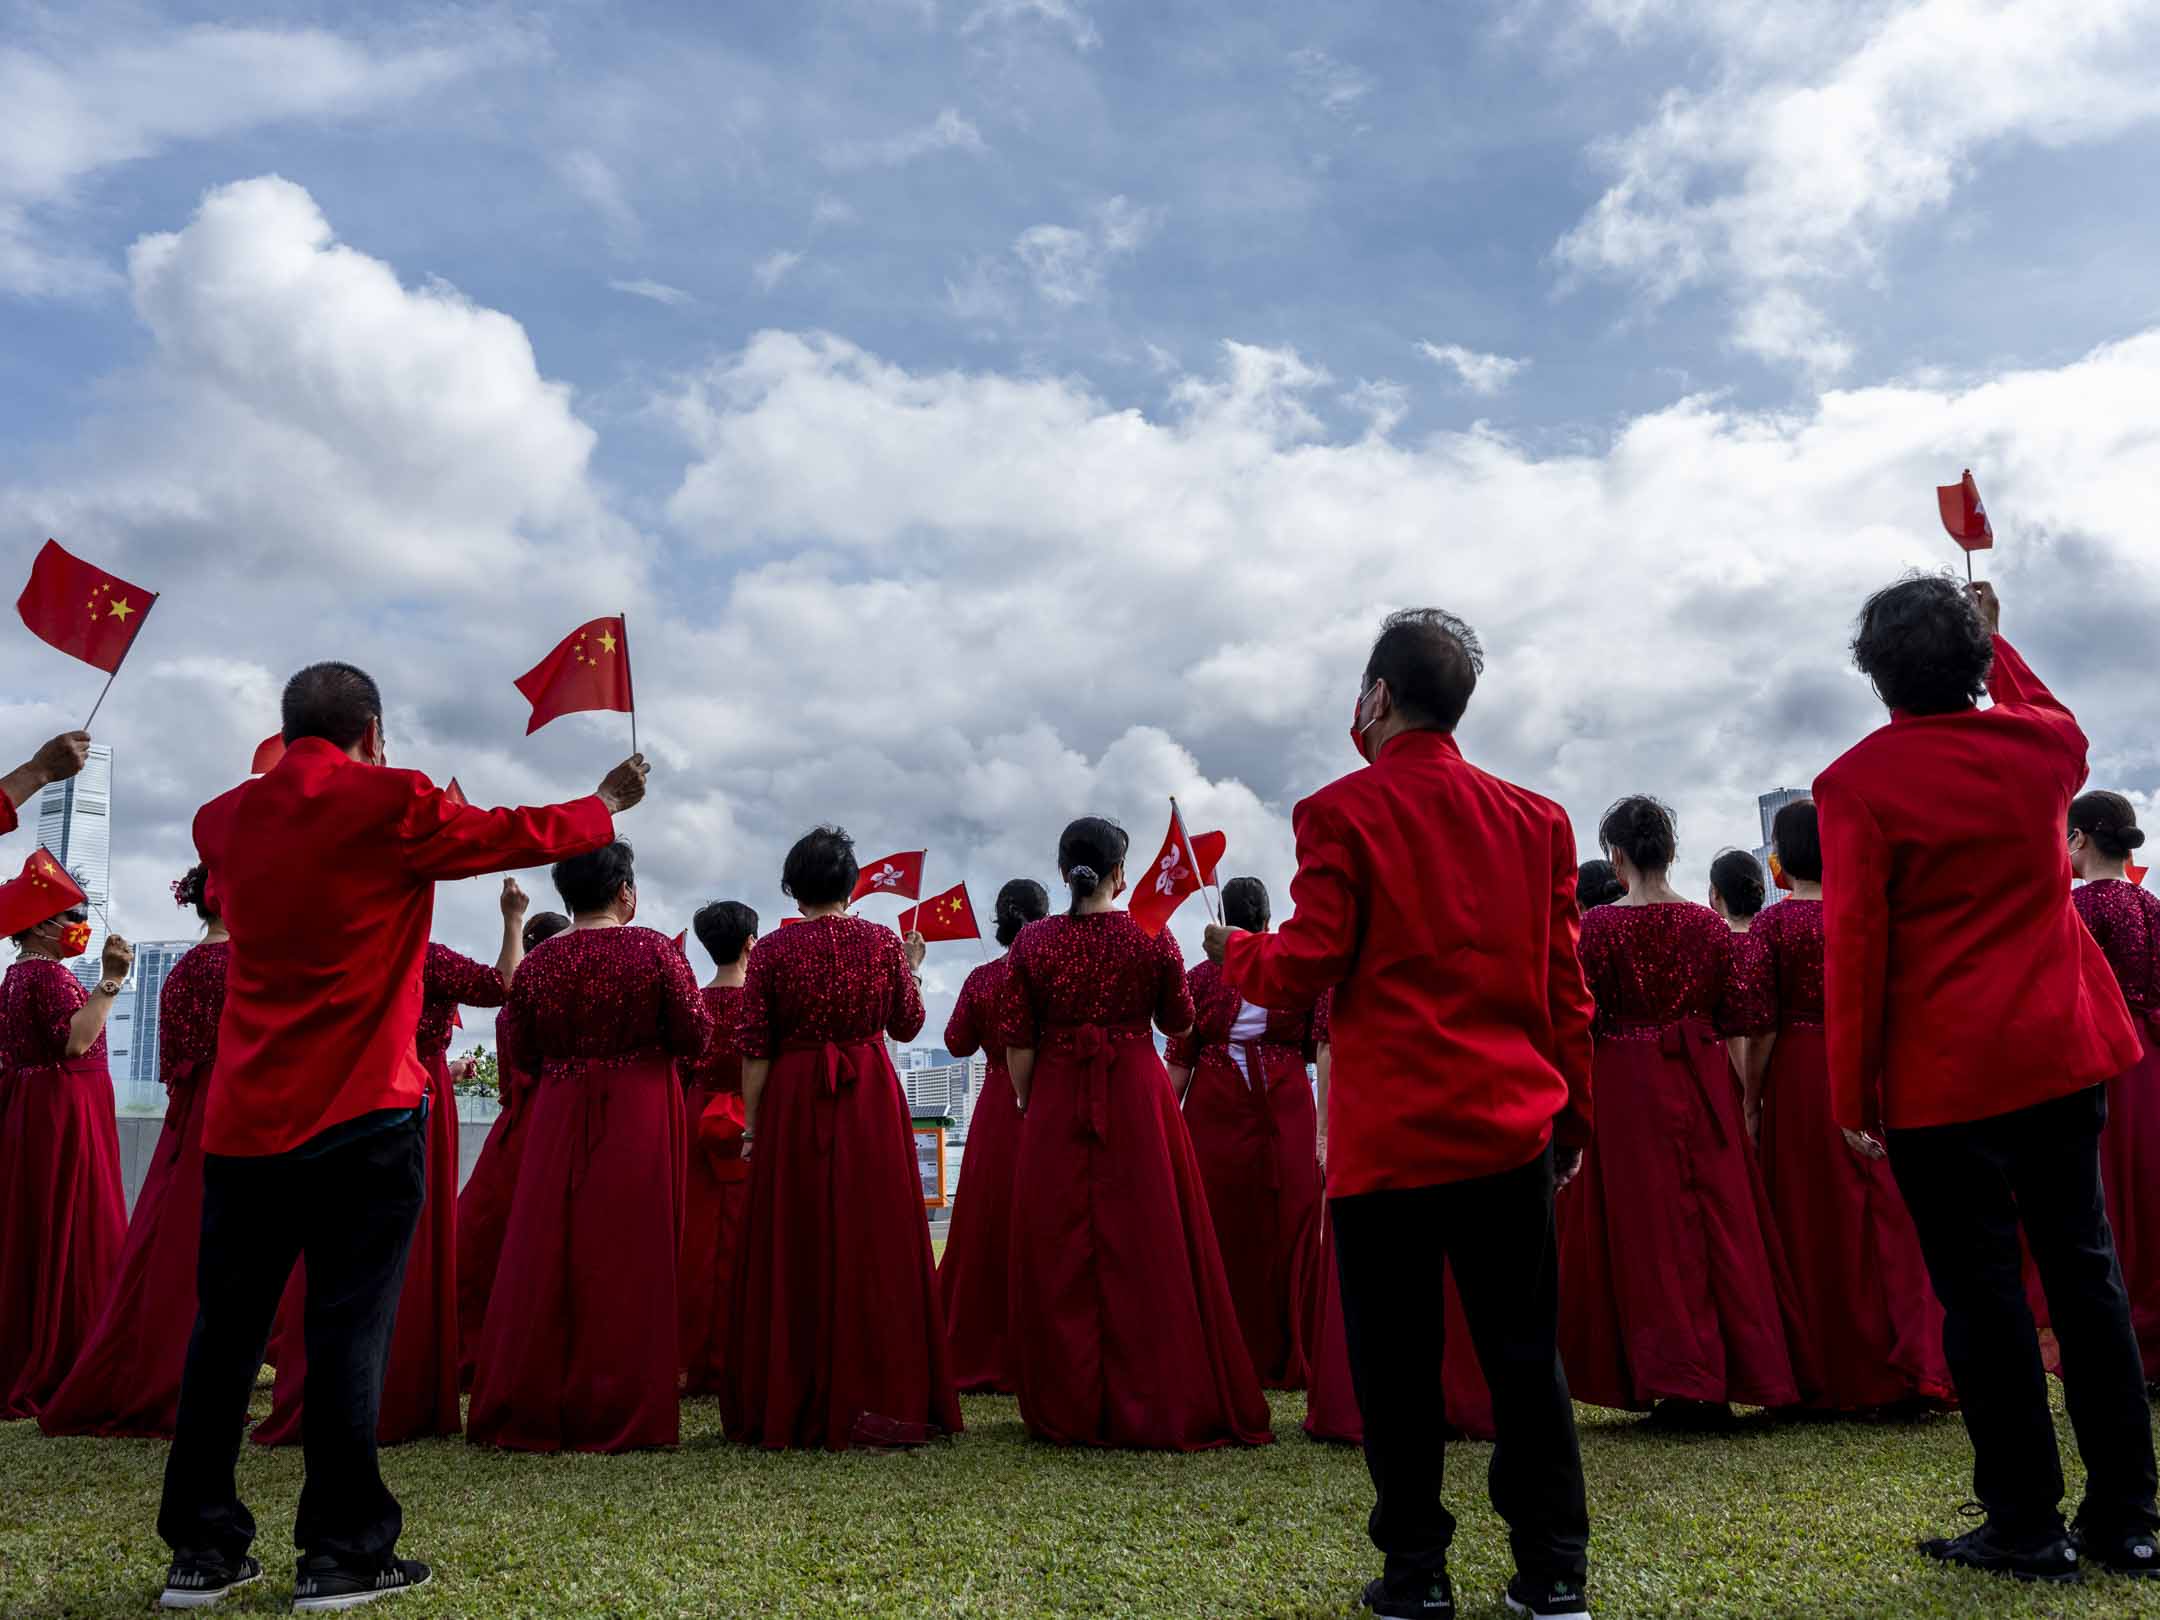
[
  {"xmin": 82, "ymin": 592, "xmax": 157, "ymax": 730},
  {"xmin": 1170, "ymin": 796, "xmax": 1221, "ymax": 925},
  {"xmin": 620, "ymin": 610, "xmax": 638, "ymax": 757}
]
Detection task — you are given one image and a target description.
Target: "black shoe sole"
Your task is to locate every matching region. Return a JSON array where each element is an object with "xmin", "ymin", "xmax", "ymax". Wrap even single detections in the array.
[{"xmin": 160, "ymin": 1566, "xmax": 265, "ymax": 1610}]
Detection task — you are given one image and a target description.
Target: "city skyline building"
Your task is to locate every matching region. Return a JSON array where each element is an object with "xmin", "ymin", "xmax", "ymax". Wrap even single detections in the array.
[{"xmin": 115, "ymin": 939, "xmax": 198, "ymax": 1113}]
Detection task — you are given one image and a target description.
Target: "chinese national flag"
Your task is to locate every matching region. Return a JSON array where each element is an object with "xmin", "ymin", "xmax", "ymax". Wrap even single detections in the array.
[
  {"xmin": 444, "ymin": 777, "xmax": 468, "ymax": 808},
  {"xmin": 17, "ymin": 539, "xmax": 156, "ymax": 674},
  {"xmin": 851, "ymin": 850, "xmax": 925, "ymax": 903},
  {"xmin": 899, "ymin": 882, "xmax": 980, "ymax": 943},
  {"xmin": 0, "ymin": 846, "xmax": 89, "ymax": 939},
  {"xmin": 514, "ymin": 616, "xmax": 632, "ymax": 734},
  {"xmin": 251, "ymin": 734, "xmax": 285, "ymax": 775},
  {"xmin": 672, "ymin": 929, "xmax": 689, "ymax": 956},
  {"xmin": 1935, "ymin": 470, "xmax": 1994, "ymax": 552},
  {"xmin": 1128, "ymin": 815, "xmax": 1226, "ymax": 937}
]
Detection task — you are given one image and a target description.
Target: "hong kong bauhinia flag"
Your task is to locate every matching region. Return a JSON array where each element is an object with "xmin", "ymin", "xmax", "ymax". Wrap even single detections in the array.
[
  {"xmin": 1935, "ymin": 470, "xmax": 1994, "ymax": 552},
  {"xmin": 899, "ymin": 882, "xmax": 980, "ymax": 943},
  {"xmin": 1128, "ymin": 816, "xmax": 1226, "ymax": 937},
  {"xmin": 17, "ymin": 539, "xmax": 156, "ymax": 673},
  {"xmin": 851, "ymin": 850, "xmax": 925, "ymax": 903},
  {"xmin": 514, "ymin": 616, "xmax": 633, "ymax": 733}
]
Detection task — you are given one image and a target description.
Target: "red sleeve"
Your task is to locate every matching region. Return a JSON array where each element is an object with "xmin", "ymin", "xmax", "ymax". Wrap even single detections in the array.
[
  {"xmin": 658, "ymin": 938, "xmax": 713, "ymax": 1059},
  {"xmin": 1155, "ymin": 931, "xmax": 1195, "ymax": 1037},
  {"xmin": 737, "ymin": 941, "xmax": 776, "ymax": 1061},
  {"xmin": 1818, "ymin": 772, "xmax": 1891, "ymax": 1133},
  {"xmin": 423, "ymin": 943, "xmax": 506, "ymax": 1009},
  {"xmin": 1000, "ymin": 935, "xmax": 1040, "ymax": 1051},
  {"xmin": 1543, "ymin": 814, "xmax": 1596, "ymax": 1151},
  {"xmin": 32, "ymin": 964, "xmax": 85, "ymax": 1054},
  {"xmin": 1223, "ymin": 796, "xmax": 1358, "ymax": 1009},
  {"xmin": 399, "ymin": 780, "xmax": 615, "ymax": 881},
  {"xmin": 1311, "ymin": 989, "xmax": 1333, "ymax": 1048},
  {"xmin": 1988, "ymin": 637, "xmax": 2088, "ymax": 787},
  {"xmin": 496, "ymin": 990, "xmax": 532, "ymax": 1081},
  {"xmin": 0, "ymin": 797, "xmax": 16, "ymax": 837},
  {"xmin": 944, "ymin": 973, "xmax": 983, "ymax": 1059},
  {"xmin": 1162, "ymin": 965, "xmax": 1209, "ymax": 1067},
  {"xmin": 886, "ymin": 931, "xmax": 926, "ymax": 1043}
]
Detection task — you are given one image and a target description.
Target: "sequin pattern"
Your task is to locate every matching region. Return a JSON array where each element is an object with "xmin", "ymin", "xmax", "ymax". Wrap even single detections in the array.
[
  {"xmin": 1312, "ymin": 988, "xmax": 1333, "ymax": 1049},
  {"xmin": 415, "ymin": 942, "xmax": 506, "ymax": 1058},
  {"xmin": 0, "ymin": 957, "xmax": 98, "ymax": 1065},
  {"xmin": 944, "ymin": 958, "xmax": 1010, "ymax": 1071},
  {"xmin": 158, "ymin": 940, "xmax": 229, "ymax": 1092},
  {"xmin": 736, "ymin": 914, "xmax": 924, "ymax": 1059},
  {"xmin": 1747, "ymin": 899, "xmax": 1826, "ymax": 1024},
  {"xmin": 999, "ymin": 912, "xmax": 1193, "ymax": 1047},
  {"xmin": 1577, "ymin": 902, "xmax": 1773, "ymax": 1037},
  {"xmin": 2075, "ymin": 879, "xmax": 2160, "ymax": 1008},
  {"xmin": 1165, "ymin": 959, "xmax": 1317, "ymax": 1068},
  {"xmin": 497, "ymin": 926, "xmax": 710, "ymax": 1069},
  {"xmin": 688, "ymin": 984, "xmax": 745, "ymax": 1093}
]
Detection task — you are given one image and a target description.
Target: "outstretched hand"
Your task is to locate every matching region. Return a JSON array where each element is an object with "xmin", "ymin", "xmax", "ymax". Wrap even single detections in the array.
[
  {"xmin": 1202, "ymin": 922, "xmax": 1238, "ymax": 964},
  {"xmin": 35, "ymin": 731, "xmax": 92, "ymax": 784},
  {"xmin": 597, "ymin": 754, "xmax": 648, "ymax": 814},
  {"xmin": 1969, "ymin": 580, "xmax": 2000, "ymax": 634},
  {"xmin": 500, "ymin": 877, "xmax": 529, "ymax": 919}
]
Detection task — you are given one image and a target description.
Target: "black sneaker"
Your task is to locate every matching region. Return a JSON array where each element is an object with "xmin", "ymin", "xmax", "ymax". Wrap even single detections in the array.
[
  {"xmin": 1361, "ymin": 1571, "xmax": 1456, "ymax": 1617},
  {"xmin": 2072, "ymin": 1523, "xmax": 2160, "ymax": 1577},
  {"xmin": 1505, "ymin": 1572, "xmax": 1591, "ymax": 1616},
  {"xmin": 291, "ymin": 1556, "xmax": 433, "ymax": 1612},
  {"xmin": 1918, "ymin": 1512, "xmax": 2079, "ymax": 1583},
  {"xmin": 160, "ymin": 1554, "xmax": 264, "ymax": 1610}
]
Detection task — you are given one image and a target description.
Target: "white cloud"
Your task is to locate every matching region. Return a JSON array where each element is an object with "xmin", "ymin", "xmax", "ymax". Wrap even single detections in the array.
[
  {"xmin": 811, "ymin": 194, "xmax": 859, "ymax": 229},
  {"xmin": 751, "ymin": 249, "xmax": 806, "ymax": 292},
  {"xmin": 558, "ymin": 150, "xmax": 641, "ymax": 251},
  {"xmin": 821, "ymin": 107, "xmax": 987, "ymax": 170},
  {"xmin": 962, "ymin": 0, "xmax": 1101, "ymax": 50},
  {"xmin": 1554, "ymin": 0, "xmax": 2160, "ymax": 374},
  {"xmin": 1417, "ymin": 341, "xmax": 1530, "ymax": 395},
  {"xmin": 1288, "ymin": 48, "xmax": 1373, "ymax": 119},
  {"xmin": 0, "ymin": 18, "xmax": 522, "ymax": 297},
  {"xmin": 1012, "ymin": 196, "xmax": 1158, "ymax": 306},
  {"xmin": 610, "ymin": 278, "xmax": 695, "ymax": 307}
]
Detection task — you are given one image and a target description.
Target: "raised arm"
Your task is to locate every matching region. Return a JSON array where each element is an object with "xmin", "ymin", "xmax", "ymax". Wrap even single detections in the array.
[
  {"xmin": 1, "ymin": 732, "xmax": 92, "ymax": 826},
  {"xmin": 1220, "ymin": 799, "xmax": 1358, "ymax": 1009},
  {"xmin": 65, "ymin": 936, "xmax": 133, "ymax": 1057},
  {"xmin": 1818, "ymin": 775, "xmax": 1892, "ymax": 1134},
  {"xmin": 495, "ymin": 878, "xmax": 530, "ymax": 989},
  {"xmin": 399, "ymin": 757, "xmax": 643, "ymax": 882}
]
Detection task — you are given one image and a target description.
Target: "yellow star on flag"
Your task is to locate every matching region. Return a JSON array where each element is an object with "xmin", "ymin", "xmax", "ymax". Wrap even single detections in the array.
[
  {"xmin": 599, "ymin": 630, "xmax": 618, "ymax": 655},
  {"xmin": 107, "ymin": 597, "xmax": 133, "ymax": 621}
]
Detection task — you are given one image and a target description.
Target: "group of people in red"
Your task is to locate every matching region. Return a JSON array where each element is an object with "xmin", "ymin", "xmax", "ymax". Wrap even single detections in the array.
[{"xmin": 0, "ymin": 568, "xmax": 2156, "ymax": 1618}]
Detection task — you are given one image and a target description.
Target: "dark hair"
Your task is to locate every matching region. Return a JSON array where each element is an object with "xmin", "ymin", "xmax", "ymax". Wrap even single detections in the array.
[
  {"xmin": 1576, "ymin": 859, "xmax": 1626, "ymax": 909},
  {"xmin": 1222, "ymin": 876, "xmax": 1270, "ymax": 933},
  {"xmin": 694, "ymin": 899, "xmax": 760, "ymax": 967},
  {"xmin": 2070, "ymin": 791, "xmax": 2147, "ymax": 862},
  {"xmin": 1599, "ymin": 795, "xmax": 1678, "ymax": 874},
  {"xmin": 522, "ymin": 911, "xmax": 571, "ymax": 951},
  {"xmin": 281, "ymin": 661, "xmax": 383, "ymax": 750},
  {"xmin": 1058, "ymin": 817, "xmax": 1130, "ymax": 914},
  {"xmin": 1709, "ymin": 849, "xmax": 1767, "ymax": 919},
  {"xmin": 1850, "ymin": 574, "xmax": 1993, "ymax": 716},
  {"xmin": 553, "ymin": 840, "xmax": 635, "ymax": 916},
  {"xmin": 1362, "ymin": 608, "xmax": 1484, "ymax": 732},
  {"xmin": 1771, "ymin": 799, "xmax": 1822, "ymax": 884},
  {"xmin": 172, "ymin": 862, "xmax": 217, "ymax": 923},
  {"xmin": 993, "ymin": 878, "xmax": 1049, "ymax": 948},
  {"xmin": 781, "ymin": 826, "xmax": 858, "ymax": 908}
]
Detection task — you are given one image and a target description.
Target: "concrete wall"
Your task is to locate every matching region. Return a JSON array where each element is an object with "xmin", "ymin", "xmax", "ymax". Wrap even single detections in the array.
[{"xmin": 118, "ymin": 1115, "xmax": 496, "ymax": 1213}]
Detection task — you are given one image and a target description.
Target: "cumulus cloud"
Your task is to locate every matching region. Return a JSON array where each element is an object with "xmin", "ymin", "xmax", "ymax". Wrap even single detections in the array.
[
  {"xmin": 1012, "ymin": 196, "xmax": 1158, "ymax": 306},
  {"xmin": 1417, "ymin": 341, "xmax": 1531, "ymax": 395},
  {"xmin": 821, "ymin": 106, "xmax": 987, "ymax": 170},
  {"xmin": 1554, "ymin": 0, "xmax": 2160, "ymax": 373}
]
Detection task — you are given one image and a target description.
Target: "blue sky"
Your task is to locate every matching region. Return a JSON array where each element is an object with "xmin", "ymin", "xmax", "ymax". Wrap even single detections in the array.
[{"xmin": 5, "ymin": 0, "xmax": 2159, "ymax": 1034}]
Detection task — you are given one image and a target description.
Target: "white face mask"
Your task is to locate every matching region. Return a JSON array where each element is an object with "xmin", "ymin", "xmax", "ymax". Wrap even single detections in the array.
[{"xmin": 1349, "ymin": 680, "xmax": 1384, "ymax": 763}]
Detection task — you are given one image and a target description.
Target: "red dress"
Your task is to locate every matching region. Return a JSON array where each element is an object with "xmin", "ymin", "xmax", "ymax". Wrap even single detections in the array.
[
  {"xmin": 256, "ymin": 943, "xmax": 502, "ymax": 1446},
  {"xmin": 2074, "ymin": 879, "xmax": 2160, "ymax": 1378},
  {"xmin": 0, "ymin": 958, "xmax": 126, "ymax": 1419},
  {"xmin": 1751, "ymin": 900, "xmax": 1952, "ymax": 1410},
  {"xmin": 1557, "ymin": 904, "xmax": 1813, "ymax": 1410},
  {"xmin": 1168, "ymin": 960, "xmax": 1324, "ymax": 1389},
  {"xmin": 721, "ymin": 916, "xmax": 961, "ymax": 1449},
  {"xmin": 39, "ymin": 942, "xmax": 228, "ymax": 1437},
  {"xmin": 455, "ymin": 1040, "xmax": 537, "ymax": 1392},
  {"xmin": 1000, "ymin": 912, "xmax": 1272, "ymax": 1449},
  {"xmin": 938, "ymin": 957, "xmax": 1024, "ymax": 1393},
  {"xmin": 680, "ymin": 983, "xmax": 748, "ymax": 1394},
  {"xmin": 468, "ymin": 927, "xmax": 708, "ymax": 1452}
]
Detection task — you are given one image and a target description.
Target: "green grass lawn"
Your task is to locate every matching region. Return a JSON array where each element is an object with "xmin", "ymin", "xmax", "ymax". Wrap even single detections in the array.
[{"xmin": 4, "ymin": 1386, "xmax": 2158, "ymax": 1618}]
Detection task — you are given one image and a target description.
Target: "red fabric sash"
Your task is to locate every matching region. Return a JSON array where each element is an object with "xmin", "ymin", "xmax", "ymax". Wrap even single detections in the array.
[{"xmin": 1042, "ymin": 1023, "xmax": 1150, "ymax": 1144}]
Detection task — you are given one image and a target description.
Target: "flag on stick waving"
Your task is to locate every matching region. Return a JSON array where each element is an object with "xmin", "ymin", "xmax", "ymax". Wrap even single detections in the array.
[
  {"xmin": 899, "ymin": 882, "xmax": 980, "ymax": 943},
  {"xmin": 515, "ymin": 616, "xmax": 633, "ymax": 734},
  {"xmin": 851, "ymin": 850, "xmax": 925, "ymax": 903},
  {"xmin": 17, "ymin": 539, "xmax": 159, "ymax": 726},
  {"xmin": 1129, "ymin": 806, "xmax": 1226, "ymax": 937},
  {"xmin": 1935, "ymin": 469, "xmax": 1993, "ymax": 582}
]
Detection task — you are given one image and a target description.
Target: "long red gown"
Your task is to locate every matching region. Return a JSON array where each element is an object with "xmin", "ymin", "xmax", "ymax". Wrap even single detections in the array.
[
  {"xmin": 999, "ymin": 911, "xmax": 1272, "ymax": 1449},
  {"xmin": 0, "ymin": 957, "xmax": 126, "ymax": 1420},
  {"xmin": 937, "ymin": 956, "xmax": 1024, "ymax": 1394},
  {"xmin": 1751, "ymin": 899, "xmax": 1953, "ymax": 1410},
  {"xmin": 680, "ymin": 982, "xmax": 748, "ymax": 1394},
  {"xmin": 1557, "ymin": 903, "xmax": 1814, "ymax": 1411},
  {"xmin": 1169, "ymin": 959, "xmax": 1323, "ymax": 1390},
  {"xmin": 2073, "ymin": 878, "xmax": 2160, "ymax": 1378},
  {"xmin": 255, "ymin": 943, "xmax": 502, "ymax": 1446},
  {"xmin": 469, "ymin": 926, "xmax": 709, "ymax": 1452},
  {"xmin": 38, "ymin": 941, "xmax": 228, "ymax": 1437},
  {"xmin": 455, "ymin": 1041, "xmax": 536, "ymax": 1392},
  {"xmin": 722, "ymin": 915, "xmax": 961, "ymax": 1450}
]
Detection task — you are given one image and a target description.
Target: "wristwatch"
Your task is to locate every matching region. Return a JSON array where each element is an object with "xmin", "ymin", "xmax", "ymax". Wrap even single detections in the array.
[{"xmin": 96, "ymin": 978, "xmax": 124, "ymax": 999}]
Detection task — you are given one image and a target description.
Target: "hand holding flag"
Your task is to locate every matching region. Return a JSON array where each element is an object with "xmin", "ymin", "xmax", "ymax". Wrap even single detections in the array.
[
  {"xmin": 1936, "ymin": 469, "xmax": 1993, "ymax": 582},
  {"xmin": 516, "ymin": 616, "xmax": 634, "ymax": 735}
]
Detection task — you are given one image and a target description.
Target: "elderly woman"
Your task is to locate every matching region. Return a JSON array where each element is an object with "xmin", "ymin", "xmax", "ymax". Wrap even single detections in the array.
[
  {"xmin": 469, "ymin": 842, "xmax": 710, "ymax": 1452},
  {"xmin": 723, "ymin": 826, "xmax": 959, "ymax": 1450}
]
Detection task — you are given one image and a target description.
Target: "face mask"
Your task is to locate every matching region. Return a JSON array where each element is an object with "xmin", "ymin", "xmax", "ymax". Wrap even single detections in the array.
[
  {"xmin": 51, "ymin": 919, "xmax": 92, "ymax": 958},
  {"xmin": 1768, "ymin": 852, "xmax": 1794, "ymax": 893},
  {"xmin": 1350, "ymin": 681, "xmax": 1383, "ymax": 763}
]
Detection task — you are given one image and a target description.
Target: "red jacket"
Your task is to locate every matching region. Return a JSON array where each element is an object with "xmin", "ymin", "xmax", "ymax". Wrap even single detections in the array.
[
  {"xmin": 1222, "ymin": 729, "xmax": 1594, "ymax": 1196},
  {"xmin": 193, "ymin": 738, "xmax": 613, "ymax": 1156},
  {"xmin": 1816, "ymin": 637, "xmax": 2140, "ymax": 1134}
]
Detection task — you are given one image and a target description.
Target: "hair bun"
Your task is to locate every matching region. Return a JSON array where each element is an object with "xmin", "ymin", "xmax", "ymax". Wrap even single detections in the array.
[
  {"xmin": 1068, "ymin": 865, "xmax": 1099, "ymax": 887},
  {"xmin": 2125, "ymin": 827, "xmax": 2148, "ymax": 850}
]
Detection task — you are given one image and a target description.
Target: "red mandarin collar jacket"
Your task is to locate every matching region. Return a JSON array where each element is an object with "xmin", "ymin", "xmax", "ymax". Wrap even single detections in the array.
[
  {"xmin": 1816, "ymin": 636, "xmax": 2140, "ymax": 1135},
  {"xmin": 193, "ymin": 738, "xmax": 614, "ymax": 1157},
  {"xmin": 1222, "ymin": 728, "xmax": 1595, "ymax": 1197}
]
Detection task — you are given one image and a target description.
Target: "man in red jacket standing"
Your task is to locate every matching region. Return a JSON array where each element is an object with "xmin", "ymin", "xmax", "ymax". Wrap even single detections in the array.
[
  {"xmin": 156, "ymin": 662, "xmax": 647, "ymax": 1614},
  {"xmin": 1206, "ymin": 608, "xmax": 1595, "ymax": 1620},
  {"xmin": 1818, "ymin": 578, "xmax": 2157, "ymax": 1583}
]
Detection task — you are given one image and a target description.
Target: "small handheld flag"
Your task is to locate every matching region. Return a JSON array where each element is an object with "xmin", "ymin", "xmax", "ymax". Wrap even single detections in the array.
[
  {"xmin": 1129, "ymin": 806, "xmax": 1226, "ymax": 936},
  {"xmin": 898, "ymin": 882, "xmax": 980, "ymax": 944},
  {"xmin": 0, "ymin": 847, "xmax": 89, "ymax": 938},
  {"xmin": 852, "ymin": 850, "xmax": 926, "ymax": 904},
  {"xmin": 444, "ymin": 777, "xmax": 468, "ymax": 808},
  {"xmin": 17, "ymin": 539, "xmax": 158, "ymax": 726},
  {"xmin": 1935, "ymin": 469, "xmax": 1993, "ymax": 582},
  {"xmin": 515, "ymin": 616, "xmax": 633, "ymax": 735}
]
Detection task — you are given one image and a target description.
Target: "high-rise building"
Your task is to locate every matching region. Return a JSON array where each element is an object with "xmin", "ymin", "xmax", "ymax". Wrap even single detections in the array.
[
  {"xmin": 35, "ymin": 743, "xmax": 114, "ymax": 991},
  {"xmin": 895, "ymin": 1045, "xmax": 987, "ymax": 1131},
  {"xmin": 1753, "ymin": 787, "xmax": 1811, "ymax": 910},
  {"xmin": 114, "ymin": 940, "xmax": 197, "ymax": 1113}
]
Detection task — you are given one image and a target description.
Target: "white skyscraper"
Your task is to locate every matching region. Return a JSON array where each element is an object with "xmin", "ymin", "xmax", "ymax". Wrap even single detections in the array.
[
  {"xmin": 35, "ymin": 743, "xmax": 113, "ymax": 992},
  {"xmin": 116, "ymin": 940, "xmax": 198, "ymax": 1113},
  {"xmin": 1754, "ymin": 787, "xmax": 1810, "ymax": 910}
]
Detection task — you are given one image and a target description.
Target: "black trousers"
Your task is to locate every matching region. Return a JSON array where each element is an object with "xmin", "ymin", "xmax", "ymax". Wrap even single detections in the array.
[
  {"xmin": 158, "ymin": 1112, "xmax": 427, "ymax": 1569},
  {"xmin": 1888, "ymin": 1084, "xmax": 2159, "ymax": 1542},
  {"xmin": 1332, "ymin": 1145, "xmax": 1590, "ymax": 1586}
]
